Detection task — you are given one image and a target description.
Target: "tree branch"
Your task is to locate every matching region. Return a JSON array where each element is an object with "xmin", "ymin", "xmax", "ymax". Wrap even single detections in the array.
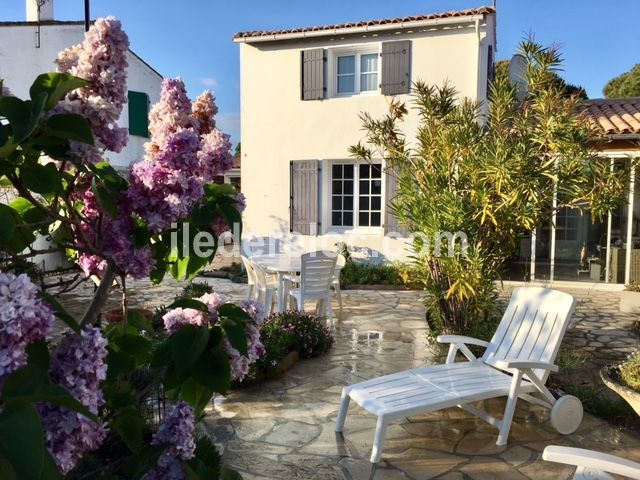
[{"xmin": 80, "ymin": 259, "xmax": 117, "ymax": 327}]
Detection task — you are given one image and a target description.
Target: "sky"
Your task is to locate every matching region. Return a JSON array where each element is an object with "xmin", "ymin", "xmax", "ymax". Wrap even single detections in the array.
[{"xmin": 4, "ymin": 0, "xmax": 640, "ymax": 144}]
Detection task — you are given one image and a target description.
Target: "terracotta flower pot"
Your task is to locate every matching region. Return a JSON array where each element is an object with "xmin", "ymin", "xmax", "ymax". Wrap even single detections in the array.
[
  {"xmin": 104, "ymin": 308, "xmax": 153, "ymax": 325},
  {"xmin": 600, "ymin": 365, "xmax": 640, "ymax": 416}
]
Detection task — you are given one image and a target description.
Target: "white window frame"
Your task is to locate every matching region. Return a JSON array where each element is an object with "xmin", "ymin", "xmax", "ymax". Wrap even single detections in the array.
[
  {"xmin": 323, "ymin": 160, "xmax": 384, "ymax": 234},
  {"xmin": 328, "ymin": 45, "xmax": 380, "ymax": 98}
]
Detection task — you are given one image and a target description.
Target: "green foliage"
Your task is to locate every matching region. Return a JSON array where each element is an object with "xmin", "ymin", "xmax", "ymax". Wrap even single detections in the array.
[
  {"xmin": 562, "ymin": 384, "xmax": 638, "ymax": 426},
  {"xmin": 555, "ymin": 346, "xmax": 589, "ymax": 370},
  {"xmin": 604, "ymin": 64, "xmax": 640, "ymax": 98},
  {"xmin": 620, "ymin": 351, "xmax": 640, "ymax": 392},
  {"xmin": 494, "ymin": 59, "xmax": 588, "ymax": 99},
  {"xmin": 624, "ymin": 281, "xmax": 640, "ymax": 293},
  {"xmin": 351, "ymin": 39, "xmax": 625, "ymax": 336},
  {"xmin": 180, "ymin": 281, "xmax": 214, "ymax": 299}
]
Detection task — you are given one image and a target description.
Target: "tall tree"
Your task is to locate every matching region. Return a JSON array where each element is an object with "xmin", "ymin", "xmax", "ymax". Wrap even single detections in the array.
[
  {"xmin": 604, "ymin": 64, "xmax": 640, "ymax": 98},
  {"xmin": 351, "ymin": 41, "xmax": 623, "ymax": 335}
]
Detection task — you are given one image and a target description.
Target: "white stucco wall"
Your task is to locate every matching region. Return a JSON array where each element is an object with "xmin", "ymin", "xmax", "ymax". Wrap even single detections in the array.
[
  {"xmin": 0, "ymin": 22, "xmax": 162, "ymax": 168},
  {"xmin": 238, "ymin": 17, "xmax": 495, "ymax": 260}
]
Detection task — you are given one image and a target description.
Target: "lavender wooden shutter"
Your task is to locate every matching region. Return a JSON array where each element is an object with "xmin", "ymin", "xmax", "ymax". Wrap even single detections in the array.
[
  {"xmin": 380, "ymin": 41, "xmax": 411, "ymax": 95},
  {"xmin": 384, "ymin": 168, "xmax": 408, "ymax": 236},
  {"xmin": 290, "ymin": 160, "xmax": 319, "ymax": 235},
  {"xmin": 301, "ymin": 49, "xmax": 325, "ymax": 100}
]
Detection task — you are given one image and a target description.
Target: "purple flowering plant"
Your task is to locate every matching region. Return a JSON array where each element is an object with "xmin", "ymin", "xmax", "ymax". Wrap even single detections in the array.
[{"xmin": 0, "ymin": 17, "xmax": 245, "ymax": 480}]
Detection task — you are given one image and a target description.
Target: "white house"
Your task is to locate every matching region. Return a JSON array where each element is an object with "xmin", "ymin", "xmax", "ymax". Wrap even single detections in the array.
[
  {"xmin": 0, "ymin": 0, "xmax": 162, "ymax": 169},
  {"xmin": 234, "ymin": 7, "xmax": 496, "ymax": 260}
]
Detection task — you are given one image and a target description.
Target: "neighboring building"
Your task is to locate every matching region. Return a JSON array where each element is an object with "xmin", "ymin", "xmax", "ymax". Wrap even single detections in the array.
[
  {"xmin": 234, "ymin": 7, "xmax": 496, "ymax": 259},
  {"xmin": 505, "ymin": 98, "xmax": 640, "ymax": 286},
  {"xmin": 0, "ymin": 0, "xmax": 162, "ymax": 169},
  {"xmin": 213, "ymin": 153, "xmax": 241, "ymax": 191}
]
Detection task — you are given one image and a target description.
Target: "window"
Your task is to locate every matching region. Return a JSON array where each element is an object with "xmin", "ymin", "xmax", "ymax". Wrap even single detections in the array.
[
  {"xmin": 128, "ymin": 91, "xmax": 150, "ymax": 137},
  {"xmin": 335, "ymin": 51, "xmax": 378, "ymax": 95},
  {"xmin": 331, "ymin": 163, "xmax": 382, "ymax": 228},
  {"xmin": 556, "ymin": 207, "xmax": 579, "ymax": 241}
]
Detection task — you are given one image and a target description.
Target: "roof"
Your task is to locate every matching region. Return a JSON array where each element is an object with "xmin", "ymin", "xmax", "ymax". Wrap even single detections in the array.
[
  {"xmin": 580, "ymin": 98, "xmax": 640, "ymax": 136},
  {"xmin": 233, "ymin": 6, "xmax": 494, "ymax": 42}
]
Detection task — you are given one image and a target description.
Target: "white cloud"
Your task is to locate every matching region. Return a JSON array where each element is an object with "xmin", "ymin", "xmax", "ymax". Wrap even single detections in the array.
[
  {"xmin": 216, "ymin": 112, "xmax": 241, "ymax": 138},
  {"xmin": 201, "ymin": 77, "xmax": 218, "ymax": 88}
]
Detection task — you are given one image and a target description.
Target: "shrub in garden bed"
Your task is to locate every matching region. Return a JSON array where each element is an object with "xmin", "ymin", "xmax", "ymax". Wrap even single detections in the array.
[{"xmin": 239, "ymin": 311, "xmax": 333, "ymax": 384}]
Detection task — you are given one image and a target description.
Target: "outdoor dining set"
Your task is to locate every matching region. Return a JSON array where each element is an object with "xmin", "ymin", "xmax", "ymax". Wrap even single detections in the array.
[{"xmin": 240, "ymin": 237, "xmax": 346, "ymax": 323}]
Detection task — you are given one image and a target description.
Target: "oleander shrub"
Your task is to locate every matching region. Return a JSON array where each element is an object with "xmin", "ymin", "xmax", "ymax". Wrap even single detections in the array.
[{"xmin": 620, "ymin": 350, "xmax": 640, "ymax": 392}]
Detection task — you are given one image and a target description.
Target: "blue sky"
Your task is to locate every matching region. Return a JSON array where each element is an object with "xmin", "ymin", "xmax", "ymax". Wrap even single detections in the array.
[{"xmin": 5, "ymin": 0, "xmax": 640, "ymax": 144}]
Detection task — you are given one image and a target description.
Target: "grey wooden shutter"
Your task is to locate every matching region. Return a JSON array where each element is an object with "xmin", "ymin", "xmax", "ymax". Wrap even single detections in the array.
[
  {"xmin": 301, "ymin": 49, "xmax": 325, "ymax": 101},
  {"xmin": 380, "ymin": 41, "xmax": 411, "ymax": 95},
  {"xmin": 384, "ymin": 168, "xmax": 408, "ymax": 236},
  {"xmin": 290, "ymin": 160, "xmax": 319, "ymax": 235}
]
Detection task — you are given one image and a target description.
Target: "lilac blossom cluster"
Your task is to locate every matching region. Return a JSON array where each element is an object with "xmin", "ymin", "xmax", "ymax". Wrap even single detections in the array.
[
  {"xmin": 1, "ymin": 82, "xmax": 11, "ymax": 96},
  {"xmin": 143, "ymin": 401, "xmax": 196, "ymax": 480},
  {"xmin": 162, "ymin": 296, "xmax": 265, "ymax": 381},
  {"xmin": 0, "ymin": 272, "xmax": 54, "ymax": 383},
  {"xmin": 197, "ymin": 128, "xmax": 234, "ymax": 182},
  {"xmin": 40, "ymin": 327, "xmax": 109, "ymax": 474},
  {"xmin": 77, "ymin": 190, "xmax": 155, "ymax": 279},
  {"xmin": 55, "ymin": 17, "xmax": 130, "ymax": 163},
  {"xmin": 127, "ymin": 128, "xmax": 204, "ymax": 232},
  {"xmin": 192, "ymin": 90, "xmax": 218, "ymax": 135}
]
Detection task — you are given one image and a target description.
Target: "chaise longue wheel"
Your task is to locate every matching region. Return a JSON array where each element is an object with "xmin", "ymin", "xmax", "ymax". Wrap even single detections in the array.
[{"xmin": 550, "ymin": 395, "xmax": 583, "ymax": 435}]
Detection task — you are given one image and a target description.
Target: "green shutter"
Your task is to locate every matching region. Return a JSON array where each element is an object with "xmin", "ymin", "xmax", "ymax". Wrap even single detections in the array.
[{"xmin": 128, "ymin": 90, "xmax": 150, "ymax": 137}]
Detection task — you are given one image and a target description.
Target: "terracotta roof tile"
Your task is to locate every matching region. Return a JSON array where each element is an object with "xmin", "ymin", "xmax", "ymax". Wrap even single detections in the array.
[
  {"xmin": 233, "ymin": 6, "xmax": 494, "ymax": 40},
  {"xmin": 579, "ymin": 98, "xmax": 640, "ymax": 136}
]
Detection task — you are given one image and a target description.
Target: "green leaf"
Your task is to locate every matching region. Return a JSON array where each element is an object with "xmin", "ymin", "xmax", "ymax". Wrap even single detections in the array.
[
  {"xmin": 190, "ymin": 347, "xmax": 230, "ymax": 394},
  {"xmin": 171, "ymin": 325, "xmax": 210, "ymax": 374},
  {"xmin": 0, "ymin": 94, "xmax": 45, "ymax": 143},
  {"xmin": 127, "ymin": 310, "xmax": 153, "ymax": 334},
  {"xmin": 219, "ymin": 318, "xmax": 248, "ymax": 357},
  {"xmin": 114, "ymin": 334, "xmax": 152, "ymax": 363},
  {"xmin": 106, "ymin": 349, "xmax": 136, "ymax": 381},
  {"xmin": 112, "ymin": 409, "xmax": 143, "ymax": 453},
  {"xmin": 91, "ymin": 176, "xmax": 119, "ymax": 218},
  {"xmin": 20, "ymin": 162, "xmax": 63, "ymax": 195},
  {"xmin": 169, "ymin": 256, "xmax": 189, "ymax": 281},
  {"xmin": 221, "ymin": 467, "xmax": 245, "ymax": 480},
  {"xmin": 30, "ymin": 72, "xmax": 89, "ymax": 111},
  {"xmin": 38, "ymin": 291, "xmax": 80, "ymax": 333},
  {"xmin": 123, "ymin": 444, "xmax": 166, "ymax": 479},
  {"xmin": 89, "ymin": 161, "xmax": 128, "ymax": 192},
  {"xmin": 0, "ymin": 459, "xmax": 17, "ymax": 480},
  {"xmin": 178, "ymin": 377, "xmax": 213, "ymax": 417},
  {"xmin": 217, "ymin": 303, "xmax": 252, "ymax": 323},
  {"xmin": 9, "ymin": 197, "xmax": 48, "ymax": 225},
  {"xmin": 168, "ymin": 298, "xmax": 210, "ymax": 314},
  {"xmin": 0, "ymin": 402, "xmax": 45, "ymax": 480},
  {"xmin": 38, "ymin": 451, "xmax": 61, "ymax": 480},
  {"xmin": 26, "ymin": 340, "xmax": 50, "ymax": 371},
  {"xmin": 151, "ymin": 339, "xmax": 172, "ymax": 368},
  {"xmin": 1, "ymin": 365, "xmax": 97, "ymax": 421},
  {"xmin": 46, "ymin": 114, "xmax": 94, "ymax": 145},
  {"xmin": 0, "ymin": 208, "xmax": 16, "ymax": 243}
]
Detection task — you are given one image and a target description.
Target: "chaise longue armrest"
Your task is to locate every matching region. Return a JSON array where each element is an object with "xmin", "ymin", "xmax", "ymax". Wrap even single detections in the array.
[
  {"xmin": 436, "ymin": 335, "xmax": 490, "ymax": 348},
  {"xmin": 493, "ymin": 359, "xmax": 559, "ymax": 373},
  {"xmin": 543, "ymin": 446, "xmax": 640, "ymax": 479}
]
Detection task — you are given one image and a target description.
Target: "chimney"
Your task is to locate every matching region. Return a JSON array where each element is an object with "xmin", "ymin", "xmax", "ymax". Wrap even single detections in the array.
[{"xmin": 27, "ymin": 0, "xmax": 54, "ymax": 22}]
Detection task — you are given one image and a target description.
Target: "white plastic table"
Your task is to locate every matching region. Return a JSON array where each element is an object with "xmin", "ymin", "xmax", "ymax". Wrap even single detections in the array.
[{"xmin": 250, "ymin": 253, "xmax": 301, "ymax": 312}]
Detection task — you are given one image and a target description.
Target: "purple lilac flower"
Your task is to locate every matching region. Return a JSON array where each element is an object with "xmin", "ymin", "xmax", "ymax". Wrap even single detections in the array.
[
  {"xmin": 143, "ymin": 401, "xmax": 195, "ymax": 480},
  {"xmin": 1, "ymin": 83, "xmax": 12, "ymax": 96},
  {"xmin": 162, "ymin": 308, "xmax": 206, "ymax": 334},
  {"xmin": 233, "ymin": 192, "xmax": 247, "ymax": 213},
  {"xmin": 40, "ymin": 327, "xmax": 109, "ymax": 474},
  {"xmin": 55, "ymin": 17, "xmax": 130, "ymax": 162},
  {"xmin": 128, "ymin": 128, "xmax": 204, "ymax": 233},
  {"xmin": 239, "ymin": 298, "xmax": 266, "ymax": 325},
  {"xmin": 0, "ymin": 272, "xmax": 54, "ymax": 383},
  {"xmin": 76, "ymin": 190, "xmax": 155, "ymax": 279},
  {"xmin": 197, "ymin": 128, "xmax": 233, "ymax": 182},
  {"xmin": 192, "ymin": 90, "xmax": 218, "ymax": 136}
]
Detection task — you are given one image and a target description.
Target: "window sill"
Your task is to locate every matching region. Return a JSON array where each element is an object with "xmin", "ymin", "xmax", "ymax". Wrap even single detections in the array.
[
  {"xmin": 331, "ymin": 90, "xmax": 379, "ymax": 99},
  {"xmin": 324, "ymin": 227, "xmax": 384, "ymax": 236}
]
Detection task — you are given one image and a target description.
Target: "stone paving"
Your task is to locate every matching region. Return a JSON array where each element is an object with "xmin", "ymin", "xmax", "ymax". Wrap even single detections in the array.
[{"xmin": 56, "ymin": 274, "xmax": 640, "ymax": 479}]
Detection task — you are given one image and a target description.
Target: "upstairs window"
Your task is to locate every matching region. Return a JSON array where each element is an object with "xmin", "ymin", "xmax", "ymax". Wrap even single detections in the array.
[{"xmin": 335, "ymin": 51, "xmax": 378, "ymax": 96}]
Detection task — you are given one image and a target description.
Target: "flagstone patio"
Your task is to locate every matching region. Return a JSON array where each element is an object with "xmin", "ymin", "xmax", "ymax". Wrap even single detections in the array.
[{"xmin": 57, "ymin": 276, "xmax": 640, "ymax": 479}]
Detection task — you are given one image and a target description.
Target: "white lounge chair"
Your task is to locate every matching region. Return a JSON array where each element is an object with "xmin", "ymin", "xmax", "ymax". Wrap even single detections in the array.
[
  {"xmin": 543, "ymin": 446, "xmax": 640, "ymax": 479},
  {"xmin": 336, "ymin": 287, "xmax": 583, "ymax": 463}
]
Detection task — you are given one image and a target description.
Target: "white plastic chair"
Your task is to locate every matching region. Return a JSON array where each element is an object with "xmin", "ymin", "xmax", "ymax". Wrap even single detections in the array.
[
  {"xmin": 543, "ymin": 446, "xmax": 640, "ymax": 479},
  {"xmin": 336, "ymin": 287, "xmax": 582, "ymax": 463},
  {"xmin": 288, "ymin": 251, "xmax": 337, "ymax": 324},
  {"xmin": 241, "ymin": 255, "xmax": 257, "ymax": 299},
  {"xmin": 252, "ymin": 261, "xmax": 278, "ymax": 315},
  {"xmin": 331, "ymin": 254, "xmax": 346, "ymax": 319}
]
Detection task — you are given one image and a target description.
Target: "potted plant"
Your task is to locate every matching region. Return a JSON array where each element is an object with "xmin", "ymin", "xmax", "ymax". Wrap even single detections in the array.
[
  {"xmin": 620, "ymin": 282, "xmax": 640, "ymax": 313},
  {"xmin": 600, "ymin": 350, "xmax": 640, "ymax": 416}
]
